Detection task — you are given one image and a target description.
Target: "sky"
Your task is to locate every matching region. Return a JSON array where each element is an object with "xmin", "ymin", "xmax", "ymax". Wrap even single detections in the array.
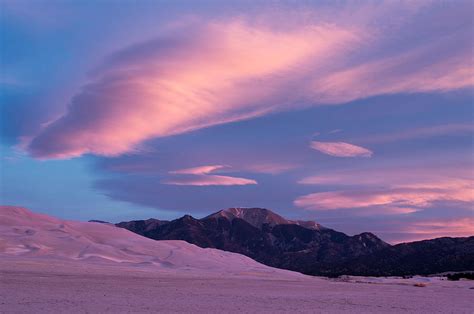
[{"xmin": 0, "ymin": 0, "xmax": 473, "ymax": 243}]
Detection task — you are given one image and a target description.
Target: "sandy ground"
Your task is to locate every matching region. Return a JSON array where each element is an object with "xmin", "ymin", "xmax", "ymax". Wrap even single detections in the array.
[
  {"xmin": 1, "ymin": 258, "xmax": 473, "ymax": 314},
  {"xmin": 1, "ymin": 206, "xmax": 472, "ymax": 313},
  {"xmin": 0, "ymin": 206, "xmax": 302, "ymax": 278}
]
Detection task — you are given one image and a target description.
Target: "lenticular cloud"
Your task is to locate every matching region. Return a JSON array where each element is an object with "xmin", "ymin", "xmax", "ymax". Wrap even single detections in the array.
[
  {"xmin": 164, "ymin": 165, "xmax": 257, "ymax": 186},
  {"xmin": 310, "ymin": 141, "xmax": 373, "ymax": 158},
  {"xmin": 27, "ymin": 5, "xmax": 473, "ymax": 159}
]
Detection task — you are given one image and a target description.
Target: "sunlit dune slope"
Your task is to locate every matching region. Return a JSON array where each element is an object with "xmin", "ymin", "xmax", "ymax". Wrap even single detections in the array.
[{"xmin": 0, "ymin": 206, "xmax": 301, "ymax": 277}]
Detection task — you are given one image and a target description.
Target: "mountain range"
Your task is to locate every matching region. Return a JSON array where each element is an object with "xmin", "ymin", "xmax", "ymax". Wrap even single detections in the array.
[{"xmin": 116, "ymin": 207, "xmax": 474, "ymax": 276}]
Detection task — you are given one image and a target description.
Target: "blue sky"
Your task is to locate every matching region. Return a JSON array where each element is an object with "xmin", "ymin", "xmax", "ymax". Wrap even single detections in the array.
[{"xmin": 1, "ymin": 0, "xmax": 473, "ymax": 243}]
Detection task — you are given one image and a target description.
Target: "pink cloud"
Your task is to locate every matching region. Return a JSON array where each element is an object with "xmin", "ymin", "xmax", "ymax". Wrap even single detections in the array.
[
  {"xmin": 296, "ymin": 165, "xmax": 474, "ymax": 214},
  {"xmin": 391, "ymin": 218, "xmax": 474, "ymax": 243},
  {"xmin": 26, "ymin": 4, "xmax": 473, "ymax": 158},
  {"xmin": 359, "ymin": 123, "xmax": 474, "ymax": 144},
  {"xmin": 294, "ymin": 184, "xmax": 473, "ymax": 212},
  {"xmin": 299, "ymin": 164, "xmax": 474, "ymax": 186},
  {"xmin": 169, "ymin": 165, "xmax": 226, "ymax": 175},
  {"xmin": 27, "ymin": 20, "xmax": 360, "ymax": 159},
  {"xmin": 310, "ymin": 141, "xmax": 373, "ymax": 158},
  {"xmin": 164, "ymin": 164, "xmax": 256, "ymax": 186},
  {"xmin": 312, "ymin": 46, "xmax": 473, "ymax": 105},
  {"xmin": 163, "ymin": 175, "xmax": 256, "ymax": 186}
]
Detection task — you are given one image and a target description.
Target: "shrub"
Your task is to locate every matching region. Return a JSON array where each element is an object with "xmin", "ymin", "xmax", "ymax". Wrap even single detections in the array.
[{"xmin": 446, "ymin": 273, "xmax": 474, "ymax": 281}]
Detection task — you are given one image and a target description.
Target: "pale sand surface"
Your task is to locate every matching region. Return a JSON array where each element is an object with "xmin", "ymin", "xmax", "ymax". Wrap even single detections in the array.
[
  {"xmin": 0, "ymin": 206, "xmax": 302, "ymax": 278},
  {"xmin": 1, "ymin": 206, "xmax": 472, "ymax": 313},
  {"xmin": 1, "ymin": 257, "xmax": 473, "ymax": 314}
]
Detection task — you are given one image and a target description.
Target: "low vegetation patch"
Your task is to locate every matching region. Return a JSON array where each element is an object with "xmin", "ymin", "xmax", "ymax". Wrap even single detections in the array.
[{"xmin": 446, "ymin": 273, "xmax": 474, "ymax": 281}]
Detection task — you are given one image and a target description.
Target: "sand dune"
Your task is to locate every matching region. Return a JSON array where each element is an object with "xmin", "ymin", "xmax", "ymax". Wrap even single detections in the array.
[
  {"xmin": 0, "ymin": 206, "xmax": 299, "ymax": 277},
  {"xmin": 1, "ymin": 206, "xmax": 472, "ymax": 313}
]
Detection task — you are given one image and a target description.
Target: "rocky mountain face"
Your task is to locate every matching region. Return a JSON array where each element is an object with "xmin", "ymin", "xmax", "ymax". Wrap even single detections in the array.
[
  {"xmin": 327, "ymin": 236, "xmax": 474, "ymax": 276},
  {"xmin": 204, "ymin": 208, "xmax": 322, "ymax": 230},
  {"xmin": 116, "ymin": 218, "xmax": 169, "ymax": 236},
  {"xmin": 116, "ymin": 208, "xmax": 474, "ymax": 276}
]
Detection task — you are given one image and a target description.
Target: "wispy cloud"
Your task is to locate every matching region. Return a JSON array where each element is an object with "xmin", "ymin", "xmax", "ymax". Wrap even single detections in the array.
[
  {"xmin": 296, "ymin": 165, "xmax": 474, "ymax": 214},
  {"xmin": 26, "ymin": 19, "xmax": 358, "ymax": 159},
  {"xmin": 298, "ymin": 164, "xmax": 473, "ymax": 186},
  {"xmin": 310, "ymin": 141, "xmax": 373, "ymax": 157},
  {"xmin": 392, "ymin": 218, "xmax": 474, "ymax": 243},
  {"xmin": 164, "ymin": 165, "xmax": 256, "ymax": 186},
  {"xmin": 242, "ymin": 163, "xmax": 297, "ymax": 175},
  {"xmin": 294, "ymin": 182, "xmax": 473, "ymax": 212},
  {"xmin": 24, "ymin": 3, "xmax": 473, "ymax": 159},
  {"xmin": 359, "ymin": 123, "xmax": 474, "ymax": 144},
  {"xmin": 169, "ymin": 165, "xmax": 226, "ymax": 175},
  {"xmin": 409, "ymin": 218, "xmax": 474, "ymax": 235}
]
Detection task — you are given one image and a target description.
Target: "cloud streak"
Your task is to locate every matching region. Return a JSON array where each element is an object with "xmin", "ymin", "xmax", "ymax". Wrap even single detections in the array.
[
  {"xmin": 169, "ymin": 165, "xmax": 226, "ymax": 175},
  {"xmin": 359, "ymin": 123, "xmax": 474, "ymax": 144},
  {"xmin": 393, "ymin": 218, "xmax": 474, "ymax": 243},
  {"xmin": 164, "ymin": 165, "xmax": 256, "ymax": 186},
  {"xmin": 294, "ymin": 183, "xmax": 473, "ymax": 212},
  {"xmin": 310, "ymin": 141, "xmax": 373, "ymax": 158},
  {"xmin": 296, "ymin": 165, "xmax": 474, "ymax": 214},
  {"xmin": 26, "ymin": 3, "xmax": 473, "ymax": 159},
  {"xmin": 407, "ymin": 218, "xmax": 474, "ymax": 236}
]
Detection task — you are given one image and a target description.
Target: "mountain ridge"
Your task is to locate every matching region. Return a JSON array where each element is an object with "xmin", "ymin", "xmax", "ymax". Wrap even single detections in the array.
[
  {"xmin": 204, "ymin": 207, "xmax": 322, "ymax": 230},
  {"xmin": 116, "ymin": 207, "xmax": 474, "ymax": 276}
]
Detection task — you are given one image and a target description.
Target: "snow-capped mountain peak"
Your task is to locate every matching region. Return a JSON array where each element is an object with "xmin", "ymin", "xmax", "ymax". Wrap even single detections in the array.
[{"xmin": 206, "ymin": 207, "xmax": 321, "ymax": 230}]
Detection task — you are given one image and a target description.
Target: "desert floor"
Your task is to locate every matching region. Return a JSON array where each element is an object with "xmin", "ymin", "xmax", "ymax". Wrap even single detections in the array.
[{"xmin": 1, "ymin": 258, "xmax": 472, "ymax": 314}]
